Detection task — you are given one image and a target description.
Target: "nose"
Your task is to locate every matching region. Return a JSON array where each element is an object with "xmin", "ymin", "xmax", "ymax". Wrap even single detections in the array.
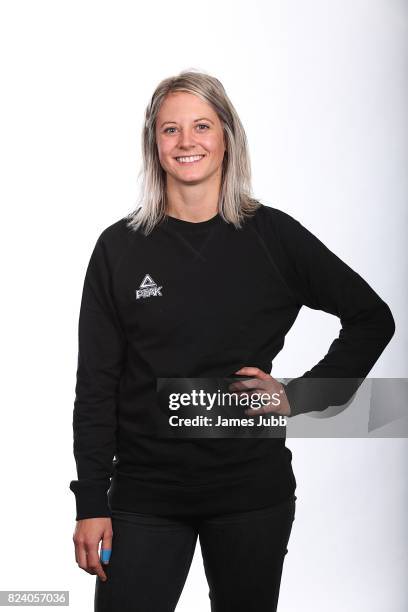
[{"xmin": 178, "ymin": 127, "xmax": 196, "ymax": 150}]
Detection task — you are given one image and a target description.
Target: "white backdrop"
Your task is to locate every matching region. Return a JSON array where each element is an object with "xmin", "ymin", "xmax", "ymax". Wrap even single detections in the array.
[{"xmin": 0, "ymin": 0, "xmax": 406, "ymax": 610}]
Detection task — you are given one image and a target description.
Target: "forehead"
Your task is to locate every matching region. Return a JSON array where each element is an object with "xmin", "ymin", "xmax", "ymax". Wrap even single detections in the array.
[{"xmin": 157, "ymin": 91, "xmax": 218, "ymax": 122}]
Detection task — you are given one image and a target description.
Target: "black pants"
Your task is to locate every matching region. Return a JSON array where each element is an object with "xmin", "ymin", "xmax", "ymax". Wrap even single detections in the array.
[{"xmin": 95, "ymin": 494, "xmax": 296, "ymax": 612}]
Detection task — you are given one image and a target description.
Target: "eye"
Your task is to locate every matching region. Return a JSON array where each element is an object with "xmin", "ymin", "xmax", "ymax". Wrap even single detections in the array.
[{"xmin": 163, "ymin": 124, "xmax": 210, "ymax": 134}]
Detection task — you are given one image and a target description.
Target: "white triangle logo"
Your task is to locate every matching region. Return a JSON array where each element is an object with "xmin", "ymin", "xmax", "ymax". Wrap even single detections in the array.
[
  {"xmin": 140, "ymin": 274, "xmax": 157, "ymax": 288},
  {"xmin": 136, "ymin": 274, "xmax": 163, "ymax": 300}
]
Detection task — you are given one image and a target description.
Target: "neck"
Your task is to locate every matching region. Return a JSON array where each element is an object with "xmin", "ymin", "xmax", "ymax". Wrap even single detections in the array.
[{"xmin": 165, "ymin": 170, "xmax": 221, "ymax": 222}]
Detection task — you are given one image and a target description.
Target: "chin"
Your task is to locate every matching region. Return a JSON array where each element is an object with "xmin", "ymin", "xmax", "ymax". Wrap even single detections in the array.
[
  {"xmin": 179, "ymin": 175, "xmax": 208, "ymax": 185},
  {"xmin": 173, "ymin": 168, "xmax": 209, "ymax": 181}
]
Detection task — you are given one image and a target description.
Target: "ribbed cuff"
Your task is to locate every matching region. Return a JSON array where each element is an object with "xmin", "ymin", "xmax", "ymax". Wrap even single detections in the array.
[
  {"xmin": 69, "ymin": 480, "xmax": 112, "ymax": 521},
  {"xmin": 283, "ymin": 377, "xmax": 364, "ymax": 417},
  {"xmin": 283, "ymin": 378, "xmax": 324, "ymax": 417}
]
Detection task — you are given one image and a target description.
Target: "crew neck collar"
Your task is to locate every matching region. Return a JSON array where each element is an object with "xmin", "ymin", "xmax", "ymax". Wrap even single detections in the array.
[{"xmin": 163, "ymin": 212, "xmax": 222, "ymax": 231}]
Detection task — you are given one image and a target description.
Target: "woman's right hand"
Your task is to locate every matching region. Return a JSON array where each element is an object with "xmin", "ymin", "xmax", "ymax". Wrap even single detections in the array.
[{"xmin": 72, "ymin": 517, "xmax": 113, "ymax": 582}]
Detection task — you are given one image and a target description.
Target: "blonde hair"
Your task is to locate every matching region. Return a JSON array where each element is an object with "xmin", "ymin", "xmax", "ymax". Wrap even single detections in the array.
[{"xmin": 125, "ymin": 69, "xmax": 261, "ymax": 235}]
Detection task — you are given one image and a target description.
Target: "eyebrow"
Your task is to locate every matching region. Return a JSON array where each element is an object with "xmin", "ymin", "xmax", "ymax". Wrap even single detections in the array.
[{"xmin": 160, "ymin": 117, "xmax": 215, "ymax": 128}]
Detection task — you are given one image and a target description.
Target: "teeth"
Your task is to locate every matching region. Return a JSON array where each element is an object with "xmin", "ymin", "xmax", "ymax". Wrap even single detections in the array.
[{"xmin": 176, "ymin": 155, "xmax": 204, "ymax": 163}]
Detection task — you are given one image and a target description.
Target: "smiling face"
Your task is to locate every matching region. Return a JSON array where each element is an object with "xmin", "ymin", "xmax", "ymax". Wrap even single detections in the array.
[{"xmin": 155, "ymin": 91, "xmax": 226, "ymax": 186}]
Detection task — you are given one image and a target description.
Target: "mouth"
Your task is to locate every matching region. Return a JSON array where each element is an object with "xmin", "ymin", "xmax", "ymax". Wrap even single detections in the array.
[{"xmin": 174, "ymin": 154, "xmax": 206, "ymax": 164}]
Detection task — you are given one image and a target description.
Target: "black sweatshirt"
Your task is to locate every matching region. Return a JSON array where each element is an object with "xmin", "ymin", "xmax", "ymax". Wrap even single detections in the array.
[{"xmin": 69, "ymin": 204, "xmax": 395, "ymax": 520}]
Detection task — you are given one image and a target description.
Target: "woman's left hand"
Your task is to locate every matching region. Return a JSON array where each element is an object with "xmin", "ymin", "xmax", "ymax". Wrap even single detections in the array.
[{"xmin": 230, "ymin": 367, "xmax": 291, "ymax": 417}]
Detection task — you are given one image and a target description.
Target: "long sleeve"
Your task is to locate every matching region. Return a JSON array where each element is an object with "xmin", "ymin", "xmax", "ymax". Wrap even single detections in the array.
[
  {"xmin": 69, "ymin": 233, "xmax": 127, "ymax": 520},
  {"xmin": 270, "ymin": 209, "xmax": 396, "ymax": 417}
]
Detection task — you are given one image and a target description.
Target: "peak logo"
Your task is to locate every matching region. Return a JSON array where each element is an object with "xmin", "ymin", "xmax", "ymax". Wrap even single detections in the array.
[{"xmin": 136, "ymin": 274, "xmax": 163, "ymax": 300}]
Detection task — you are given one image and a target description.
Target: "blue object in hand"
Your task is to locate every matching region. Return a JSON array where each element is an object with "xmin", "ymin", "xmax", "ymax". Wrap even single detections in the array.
[{"xmin": 100, "ymin": 548, "xmax": 112, "ymax": 563}]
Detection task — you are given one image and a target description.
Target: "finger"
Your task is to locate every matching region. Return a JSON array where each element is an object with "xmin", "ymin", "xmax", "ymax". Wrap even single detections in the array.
[
  {"xmin": 100, "ymin": 529, "xmax": 113, "ymax": 565},
  {"xmin": 235, "ymin": 367, "xmax": 270, "ymax": 381},
  {"xmin": 100, "ymin": 548, "xmax": 112, "ymax": 564},
  {"xmin": 76, "ymin": 542, "xmax": 88, "ymax": 572},
  {"xmin": 86, "ymin": 543, "xmax": 107, "ymax": 581},
  {"xmin": 229, "ymin": 378, "xmax": 263, "ymax": 392},
  {"xmin": 245, "ymin": 404, "xmax": 273, "ymax": 416},
  {"xmin": 235, "ymin": 390, "xmax": 265, "ymax": 409},
  {"xmin": 245, "ymin": 390, "xmax": 282, "ymax": 415},
  {"xmin": 73, "ymin": 533, "xmax": 79, "ymax": 564},
  {"xmin": 244, "ymin": 394, "xmax": 273, "ymax": 415}
]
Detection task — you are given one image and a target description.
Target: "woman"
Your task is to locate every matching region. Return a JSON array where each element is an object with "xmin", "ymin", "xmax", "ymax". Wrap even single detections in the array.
[{"xmin": 70, "ymin": 70, "xmax": 395, "ymax": 612}]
